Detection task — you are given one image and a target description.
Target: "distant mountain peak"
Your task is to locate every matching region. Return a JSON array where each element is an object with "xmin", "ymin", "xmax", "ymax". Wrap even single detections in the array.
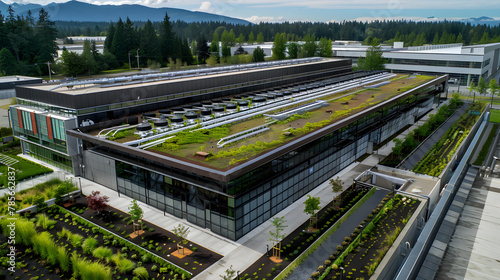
[{"xmin": 0, "ymin": 0, "xmax": 249, "ymax": 25}]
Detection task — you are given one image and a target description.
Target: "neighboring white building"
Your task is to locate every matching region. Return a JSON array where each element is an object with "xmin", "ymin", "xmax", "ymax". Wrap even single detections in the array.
[
  {"xmin": 56, "ymin": 44, "xmax": 105, "ymax": 57},
  {"xmin": 332, "ymin": 42, "xmax": 500, "ymax": 86},
  {"xmin": 66, "ymin": 36, "xmax": 106, "ymax": 42},
  {"xmin": 235, "ymin": 41, "xmax": 500, "ymax": 86}
]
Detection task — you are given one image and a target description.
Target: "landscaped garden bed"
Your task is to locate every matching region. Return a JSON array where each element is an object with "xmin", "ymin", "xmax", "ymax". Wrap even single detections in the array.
[
  {"xmin": 316, "ymin": 193, "xmax": 421, "ymax": 280},
  {"xmin": 61, "ymin": 195, "xmax": 222, "ymax": 277},
  {"xmin": 236, "ymin": 186, "xmax": 372, "ymax": 280},
  {"xmin": 380, "ymin": 93, "xmax": 464, "ymax": 167},
  {"xmin": 413, "ymin": 101, "xmax": 485, "ymax": 176},
  {"xmin": 0, "ymin": 206, "xmax": 191, "ymax": 280},
  {"xmin": 0, "ymin": 178, "xmax": 77, "ymax": 216}
]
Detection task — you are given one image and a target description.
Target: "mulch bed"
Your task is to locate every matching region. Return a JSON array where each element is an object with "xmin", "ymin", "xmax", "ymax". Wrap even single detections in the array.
[
  {"xmin": 238, "ymin": 186, "xmax": 369, "ymax": 280},
  {"xmin": 62, "ymin": 196, "xmax": 222, "ymax": 276},
  {"xmin": 2, "ymin": 206, "xmax": 183, "ymax": 280}
]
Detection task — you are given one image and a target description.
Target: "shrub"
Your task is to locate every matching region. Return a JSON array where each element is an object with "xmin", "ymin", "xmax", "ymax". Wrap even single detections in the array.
[
  {"xmin": 133, "ymin": 267, "xmax": 149, "ymax": 280},
  {"xmin": 69, "ymin": 233, "xmax": 84, "ymax": 248},
  {"xmin": 35, "ymin": 214, "xmax": 57, "ymax": 230},
  {"xmin": 82, "ymin": 237, "xmax": 99, "ymax": 254},
  {"xmin": 57, "ymin": 246, "xmax": 70, "ymax": 272},
  {"xmin": 92, "ymin": 247, "xmax": 113, "ymax": 263},
  {"xmin": 112, "ymin": 253, "xmax": 136, "ymax": 273}
]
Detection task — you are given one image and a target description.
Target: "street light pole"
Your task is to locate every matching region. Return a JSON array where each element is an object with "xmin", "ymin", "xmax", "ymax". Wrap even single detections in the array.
[
  {"xmin": 340, "ymin": 267, "xmax": 344, "ymax": 280},
  {"xmin": 128, "ymin": 51, "xmax": 131, "ymax": 71},
  {"xmin": 136, "ymin": 48, "xmax": 140, "ymax": 70},
  {"xmin": 47, "ymin": 61, "xmax": 52, "ymax": 81}
]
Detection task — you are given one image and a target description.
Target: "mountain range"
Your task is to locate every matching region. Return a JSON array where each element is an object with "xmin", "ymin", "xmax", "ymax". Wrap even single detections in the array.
[{"xmin": 0, "ymin": 0, "xmax": 250, "ymax": 24}]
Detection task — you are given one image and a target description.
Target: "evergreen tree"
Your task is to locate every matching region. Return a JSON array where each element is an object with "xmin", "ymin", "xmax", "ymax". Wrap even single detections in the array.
[
  {"xmin": 159, "ymin": 12, "xmax": 175, "ymax": 63},
  {"xmin": 123, "ymin": 17, "xmax": 137, "ymax": 56},
  {"xmin": 0, "ymin": 48, "xmax": 17, "ymax": 76},
  {"xmin": 104, "ymin": 23, "xmax": 115, "ymax": 52},
  {"xmin": 252, "ymin": 47, "xmax": 265, "ymax": 62},
  {"xmin": 236, "ymin": 33, "xmax": 245, "ymax": 45},
  {"xmin": 181, "ymin": 38, "xmax": 194, "ymax": 65},
  {"xmin": 197, "ymin": 37, "xmax": 210, "ymax": 63},
  {"xmin": 81, "ymin": 39, "xmax": 97, "ymax": 75},
  {"xmin": 221, "ymin": 30, "xmax": 232, "ymax": 58},
  {"xmin": 110, "ymin": 18, "xmax": 127, "ymax": 64},
  {"xmin": 34, "ymin": 8, "xmax": 58, "ymax": 67},
  {"xmin": 140, "ymin": 20, "xmax": 161, "ymax": 64},
  {"xmin": 432, "ymin": 33, "xmax": 440, "ymax": 44}
]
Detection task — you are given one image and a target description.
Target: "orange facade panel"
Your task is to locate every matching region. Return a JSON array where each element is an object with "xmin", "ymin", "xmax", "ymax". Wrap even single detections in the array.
[
  {"xmin": 30, "ymin": 112, "xmax": 37, "ymax": 135},
  {"xmin": 46, "ymin": 116, "xmax": 53, "ymax": 140},
  {"xmin": 16, "ymin": 109, "xmax": 23, "ymax": 129}
]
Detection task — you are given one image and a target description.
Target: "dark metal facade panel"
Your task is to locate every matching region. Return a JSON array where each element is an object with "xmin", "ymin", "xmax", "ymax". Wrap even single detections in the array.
[{"xmin": 17, "ymin": 60, "xmax": 350, "ymax": 109}]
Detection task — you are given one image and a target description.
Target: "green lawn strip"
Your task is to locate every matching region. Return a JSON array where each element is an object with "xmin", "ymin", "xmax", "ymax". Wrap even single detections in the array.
[
  {"xmin": 55, "ymin": 205, "xmax": 192, "ymax": 278},
  {"xmin": 274, "ymin": 187, "xmax": 376, "ymax": 280},
  {"xmin": 472, "ymin": 124, "xmax": 499, "ymax": 165},
  {"xmin": 0, "ymin": 154, "xmax": 53, "ymax": 186},
  {"xmin": 490, "ymin": 109, "xmax": 500, "ymax": 123}
]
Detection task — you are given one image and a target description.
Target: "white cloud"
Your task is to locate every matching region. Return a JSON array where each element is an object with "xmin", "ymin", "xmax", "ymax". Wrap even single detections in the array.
[
  {"xmin": 244, "ymin": 15, "xmax": 290, "ymax": 23},
  {"xmin": 197, "ymin": 1, "xmax": 215, "ymax": 13}
]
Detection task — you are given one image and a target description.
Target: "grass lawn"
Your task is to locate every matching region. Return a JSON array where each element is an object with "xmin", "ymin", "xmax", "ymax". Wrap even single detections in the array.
[
  {"xmin": 0, "ymin": 142, "xmax": 53, "ymax": 187},
  {"xmin": 490, "ymin": 109, "xmax": 500, "ymax": 123}
]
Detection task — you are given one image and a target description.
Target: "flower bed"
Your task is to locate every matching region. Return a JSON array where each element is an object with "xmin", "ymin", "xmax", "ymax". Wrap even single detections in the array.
[
  {"xmin": 237, "ymin": 186, "xmax": 371, "ymax": 280},
  {"xmin": 316, "ymin": 193, "xmax": 420, "ymax": 280},
  {"xmin": 0, "ymin": 206, "xmax": 191, "ymax": 280},
  {"xmin": 413, "ymin": 102, "xmax": 485, "ymax": 176},
  {"xmin": 62, "ymin": 196, "xmax": 222, "ymax": 277}
]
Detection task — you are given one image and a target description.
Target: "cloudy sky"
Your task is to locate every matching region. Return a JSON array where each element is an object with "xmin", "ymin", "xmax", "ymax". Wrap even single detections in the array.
[{"xmin": 5, "ymin": 0, "xmax": 500, "ymax": 23}]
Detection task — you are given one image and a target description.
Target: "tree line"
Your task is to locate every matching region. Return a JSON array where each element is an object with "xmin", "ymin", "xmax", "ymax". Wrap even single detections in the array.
[
  {"xmin": 0, "ymin": 7, "xmax": 57, "ymax": 76},
  {"xmin": 56, "ymin": 19, "xmax": 500, "ymax": 46}
]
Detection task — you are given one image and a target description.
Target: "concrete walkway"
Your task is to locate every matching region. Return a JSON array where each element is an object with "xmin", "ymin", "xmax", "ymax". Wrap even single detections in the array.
[{"xmin": 286, "ymin": 189, "xmax": 389, "ymax": 280}]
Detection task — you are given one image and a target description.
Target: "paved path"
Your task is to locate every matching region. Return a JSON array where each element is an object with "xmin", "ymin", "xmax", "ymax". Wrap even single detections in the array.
[
  {"xmin": 286, "ymin": 189, "xmax": 389, "ymax": 280},
  {"xmin": 400, "ymin": 103, "xmax": 470, "ymax": 170}
]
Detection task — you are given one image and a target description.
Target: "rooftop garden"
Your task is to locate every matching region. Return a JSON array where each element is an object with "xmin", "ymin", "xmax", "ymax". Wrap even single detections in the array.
[{"xmin": 94, "ymin": 75, "xmax": 436, "ymax": 169}]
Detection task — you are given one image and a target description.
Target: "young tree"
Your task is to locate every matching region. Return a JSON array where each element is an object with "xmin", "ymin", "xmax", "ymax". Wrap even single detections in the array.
[
  {"xmin": 172, "ymin": 223, "xmax": 190, "ymax": 255},
  {"xmin": 252, "ymin": 47, "xmax": 265, "ymax": 62},
  {"xmin": 287, "ymin": 42, "xmax": 300, "ymax": 59},
  {"xmin": 269, "ymin": 216, "xmax": 287, "ymax": 260},
  {"xmin": 301, "ymin": 34, "xmax": 317, "ymax": 57},
  {"xmin": 490, "ymin": 79, "xmax": 499, "ymax": 104},
  {"xmin": 233, "ymin": 46, "xmax": 248, "ymax": 56},
  {"xmin": 317, "ymin": 37, "xmax": 333, "ymax": 57},
  {"xmin": 219, "ymin": 265, "xmax": 236, "ymax": 280},
  {"xmin": 256, "ymin": 32, "xmax": 265, "ymax": 44},
  {"xmin": 358, "ymin": 38, "xmax": 385, "ymax": 71},
  {"xmin": 235, "ymin": 33, "xmax": 245, "ymax": 46},
  {"xmin": 271, "ymin": 32, "xmax": 287, "ymax": 60},
  {"xmin": 474, "ymin": 77, "xmax": 488, "ymax": 97},
  {"xmin": 329, "ymin": 177, "xmax": 344, "ymax": 208},
  {"xmin": 304, "ymin": 195, "xmax": 321, "ymax": 230},
  {"xmin": 87, "ymin": 190, "xmax": 109, "ymax": 214},
  {"xmin": 248, "ymin": 31, "xmax": 255, "ymax": 45},
  {"xmin": 128, "ymin": 199, "xmax": 143, "ymax": 235}
]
